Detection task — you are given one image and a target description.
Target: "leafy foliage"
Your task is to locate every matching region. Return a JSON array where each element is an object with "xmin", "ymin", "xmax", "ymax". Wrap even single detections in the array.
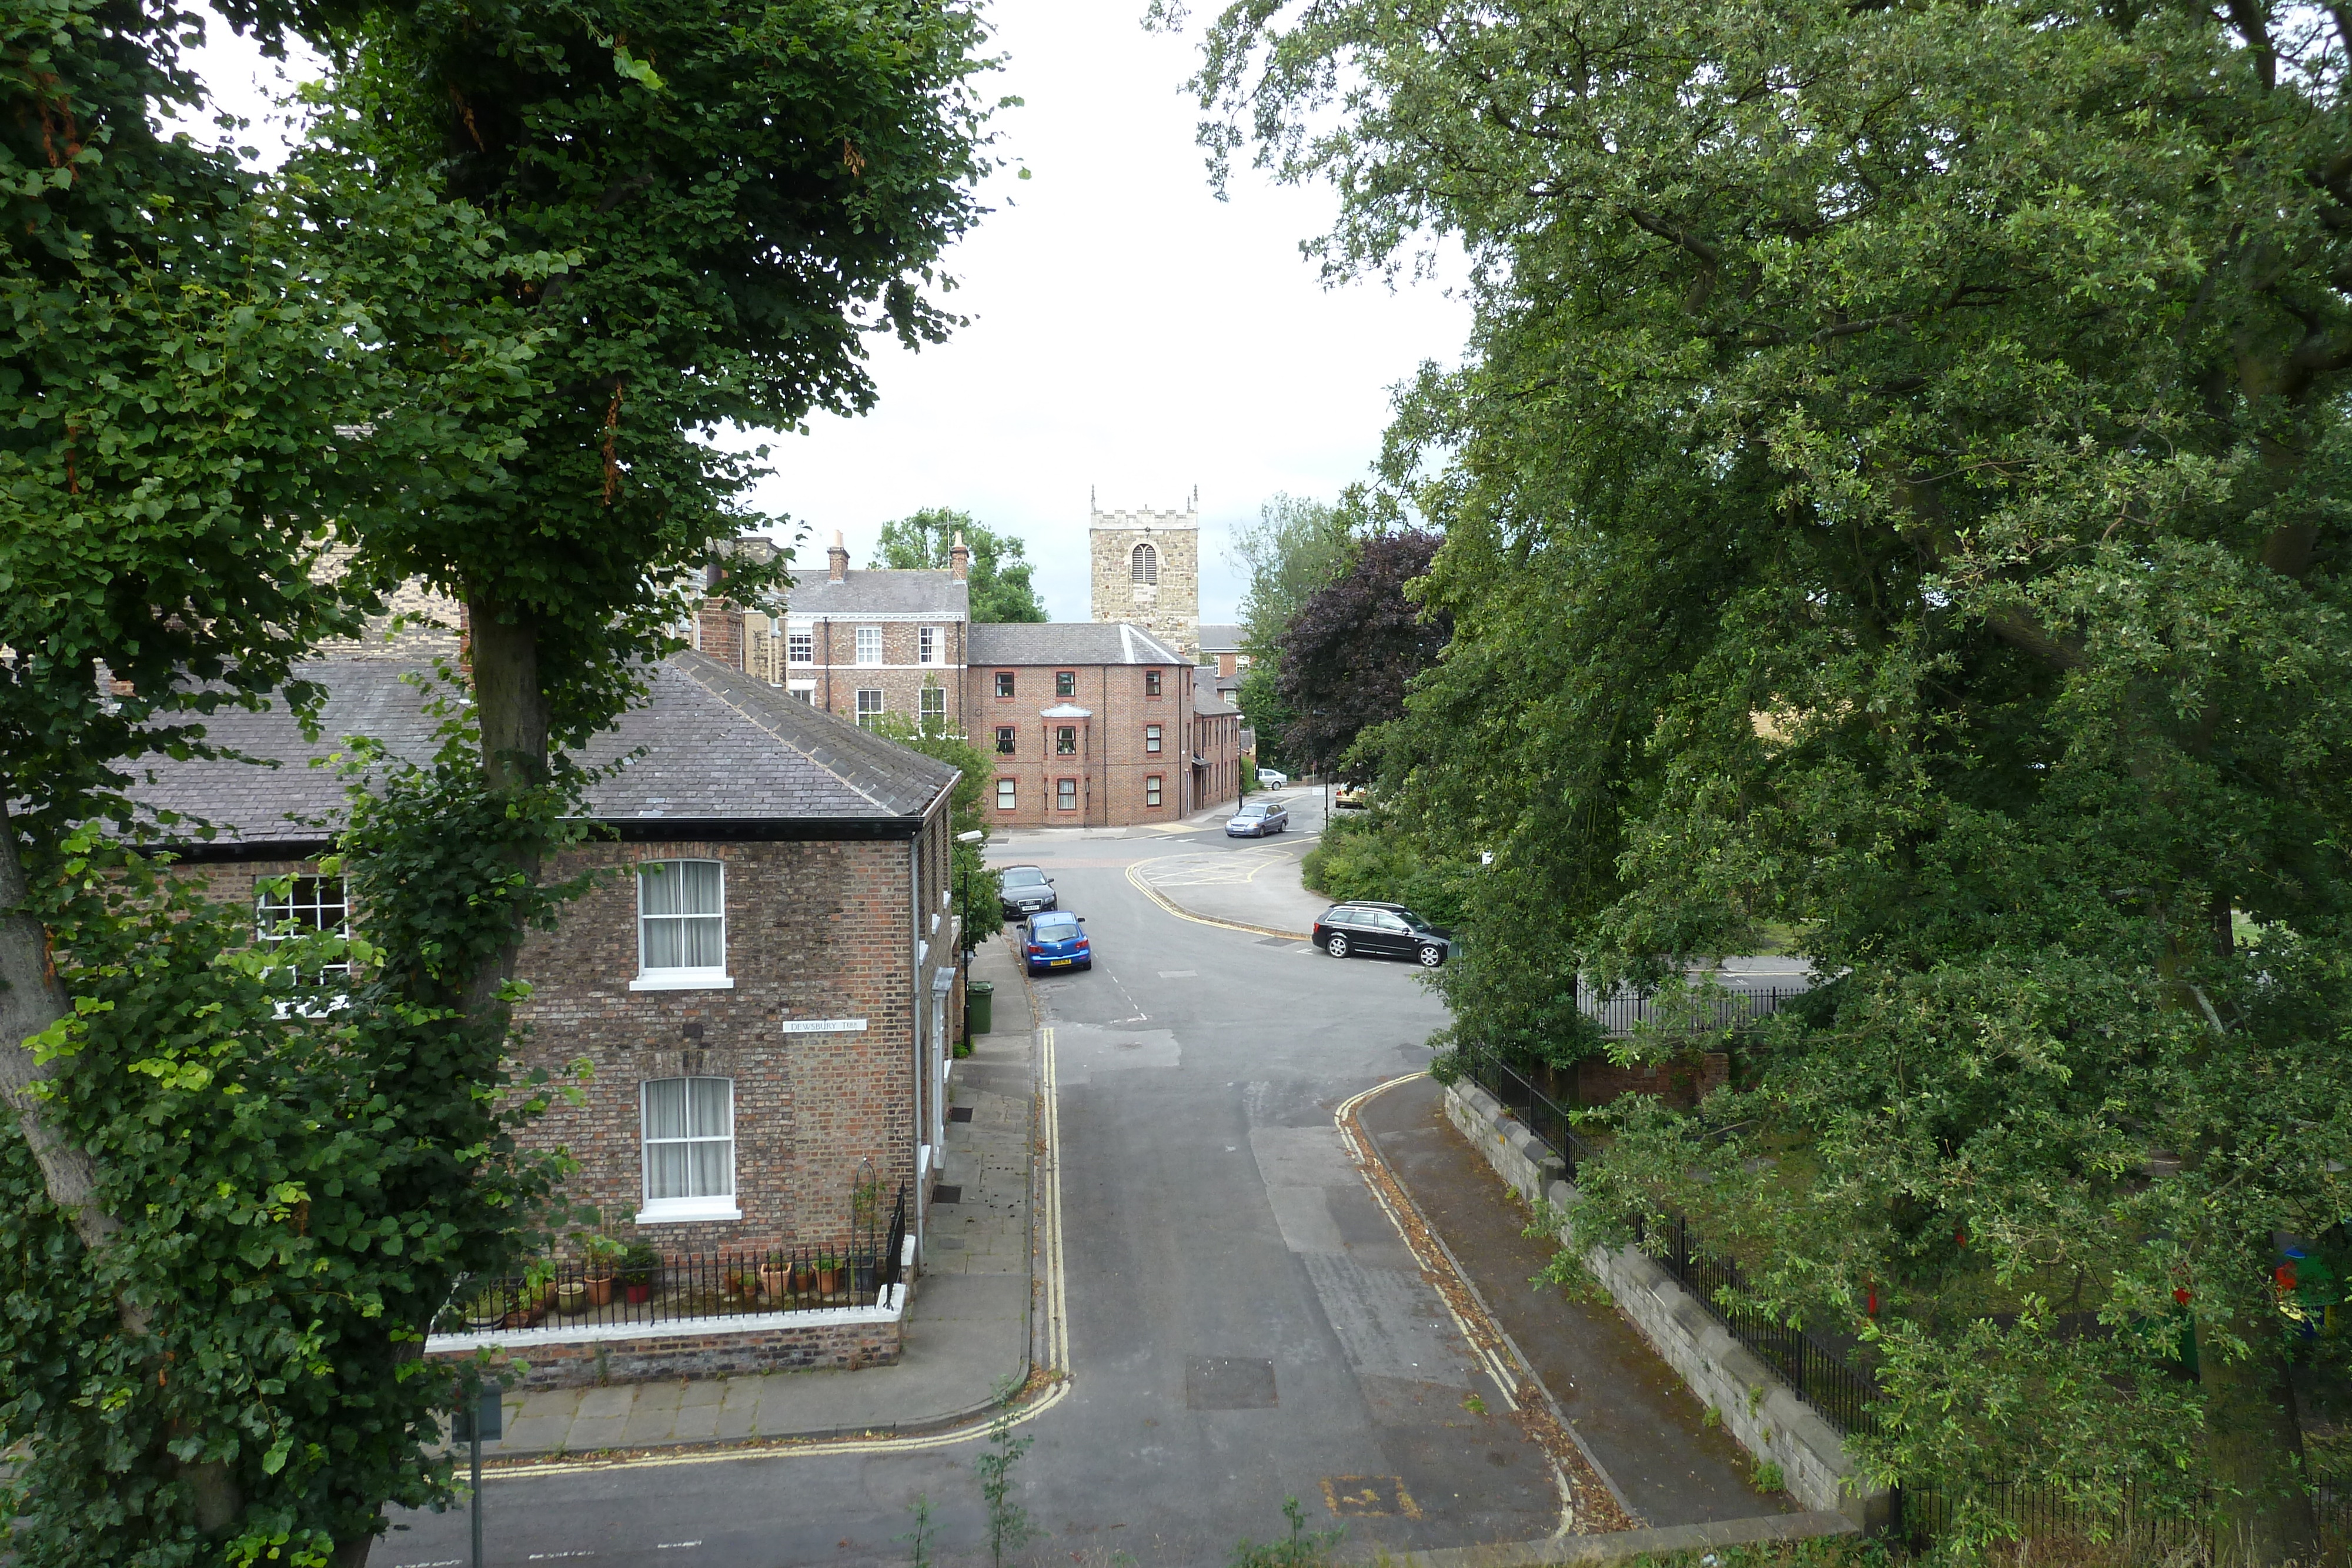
[
  {"xmin": 307, "ymin": 0, "xmax": 1001, "ymax": 751},
  {"xmin": 0, "ymin": 718, "xmax": 589, "ymax": 1566},
  {"xmin": 877, "ymin": 506, "xmax": 1048, "ymax": 623},
  {"xmin": 1224, "ymin": 494, "xmax": 1355, "ymax": 769},
  {"xmin": 1189, "ymin": 0, "xmax": 2352, "ymax": 1551},
  {"xmin": 1270, "ymin": 530, "xmax": 1448, "ymax": 774},
  {"xmin": 867, "ymin": 711, "xmax": 1001, "ymax": 934},
  {"xmin": 1299, "ymin": 811, "xmax": 1474, "ymax": 932}
]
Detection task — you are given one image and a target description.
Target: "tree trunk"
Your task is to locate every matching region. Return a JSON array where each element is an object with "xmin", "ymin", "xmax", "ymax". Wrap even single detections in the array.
[
  {"xmin": 460, "ymin": 593, "xmax": 551, "ymax": 1024},
  {"xmin": 0, "ymin": 793, "xmax": 119, "ymax": 1255},
  {"xmin": 2, "ymin": 796, "xmax": 246, "ymax": 1527},
  {"xmin": 2201, "ymin": 1299, "xmax": 2318, "ymax": 1567}
]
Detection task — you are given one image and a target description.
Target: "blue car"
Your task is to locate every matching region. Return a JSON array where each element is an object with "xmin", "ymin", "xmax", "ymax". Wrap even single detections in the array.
[{"xmin": 1023, "ymin": 912, "xmax": 1091, "ymax": 975}]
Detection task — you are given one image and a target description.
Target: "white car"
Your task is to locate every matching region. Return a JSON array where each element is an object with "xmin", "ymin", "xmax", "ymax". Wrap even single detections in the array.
[{"xmin": 1255, "ymin": 769, "xmax": 1289, "ymax": 789}]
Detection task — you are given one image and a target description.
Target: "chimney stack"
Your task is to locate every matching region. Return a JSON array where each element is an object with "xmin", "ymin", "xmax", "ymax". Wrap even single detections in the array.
[
  {"xmin": 827, "ymin": 530, "xmax": 850, "ymax": 583},
  {"xmin": 696, "ymin": 597, "xmax": 746, "ymax": 671},
  {"xmin": 950, "ymin": 531, "xmax": 971, "ymax": 582}
]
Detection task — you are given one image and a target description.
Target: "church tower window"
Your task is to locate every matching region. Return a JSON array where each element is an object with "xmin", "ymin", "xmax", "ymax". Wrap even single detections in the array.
[{"xmin": 1131, "ymin": 543, "xmax": 1158, "ymax": 586}]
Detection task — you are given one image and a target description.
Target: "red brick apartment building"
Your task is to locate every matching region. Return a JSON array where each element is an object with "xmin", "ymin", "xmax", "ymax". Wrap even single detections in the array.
[
  {"xmin": 131, "ymin": 653, "xmax": 967, "ymax": 1263},
  {"xmin": 967, "ymin": 622, "xmax": 1243, "ymax": 827},
  {"xmin": 741, "ymin": 539, "xmax": 1244, "ymax": 827}
]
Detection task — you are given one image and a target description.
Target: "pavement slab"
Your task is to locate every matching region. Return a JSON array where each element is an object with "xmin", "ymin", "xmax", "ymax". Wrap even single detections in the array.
[{"xmin": 1360, "ymin": 1074, "xmax": 1786, "ymax": 1529}]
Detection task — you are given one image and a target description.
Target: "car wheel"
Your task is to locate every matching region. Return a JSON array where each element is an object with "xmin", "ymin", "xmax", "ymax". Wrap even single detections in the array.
[
  {"xmin": 1326, "ymin": 933, "xmax": 1350, "ymax": 959},
  {"xmin": 1418, "ymin": 944, "xmax": 1444, "ymax": 968}
]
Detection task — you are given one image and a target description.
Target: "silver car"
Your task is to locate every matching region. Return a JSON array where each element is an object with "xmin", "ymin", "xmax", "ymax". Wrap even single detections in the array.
[
  {"xmin": 1255, "ymin": 769, "xmax": 1289, "ymax": 789},
  {"xmin": 1225, "ymin": 801, "xmax": 1289, "ymax": 837}
]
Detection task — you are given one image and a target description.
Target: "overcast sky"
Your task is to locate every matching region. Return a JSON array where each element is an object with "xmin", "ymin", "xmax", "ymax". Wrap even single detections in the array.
[{"xmin": 186, "ymin": 1, "xmax": 1469, "ymax": 623}]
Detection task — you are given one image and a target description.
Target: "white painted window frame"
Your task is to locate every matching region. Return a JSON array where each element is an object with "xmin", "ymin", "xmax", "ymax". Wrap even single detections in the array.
[{"xmin": 631, "ymin": 858, "xmax": 733, "ymax": 992}]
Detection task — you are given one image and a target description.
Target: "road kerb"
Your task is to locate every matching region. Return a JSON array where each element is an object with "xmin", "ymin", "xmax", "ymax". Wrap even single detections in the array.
[
  {"xmin": 1122, "ymin": 857, "xmax": 1311, "ymax": 941},
  {"xmin": 1337, "ymin": 1074, "xmax": 1635, "ymax": 1540}
]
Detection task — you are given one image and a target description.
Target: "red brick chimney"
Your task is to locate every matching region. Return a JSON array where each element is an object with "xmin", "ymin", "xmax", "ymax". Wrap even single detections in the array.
[
  {"xmin": 697, "ymin": 598, "xmax": 746, "ymax": 670},
  {"xmin": 827, "ymin": 530, "xmax": 850, "ymax": 583},
  {"xmin": 950, "ymin": 532, "xmax": 970, "ymax": 582}
]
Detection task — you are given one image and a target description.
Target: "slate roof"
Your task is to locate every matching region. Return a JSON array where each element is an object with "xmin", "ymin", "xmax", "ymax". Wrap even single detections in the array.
[
  {"xmin": 1194, "ymin": 689, "xmax": 1240, "ymax": 717},
  {"xmin": 126, "ymin": 653, "xmax": 956, "ymax": 850},
  {"xmin": 1197, "ymin": 623, "xmax": 1245, "ymax": 653},
  {"xmin": 967, "ymin": 622, "xmax": 1187, "ymax": 667},
  {"xmin": 783, "ymin": 570, "xmax": 968, "ymax": 619}
]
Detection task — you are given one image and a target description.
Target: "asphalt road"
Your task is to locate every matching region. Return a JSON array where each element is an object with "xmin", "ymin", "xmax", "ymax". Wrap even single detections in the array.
[{"xmin": 379, "ymin": 790, "xmax": 1579, "ymax": 1567}]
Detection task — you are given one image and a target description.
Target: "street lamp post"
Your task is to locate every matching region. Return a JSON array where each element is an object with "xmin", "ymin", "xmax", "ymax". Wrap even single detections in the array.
[{"xmin": 955, "ymin": 828, "xmax": 984, "ymax": 1045}]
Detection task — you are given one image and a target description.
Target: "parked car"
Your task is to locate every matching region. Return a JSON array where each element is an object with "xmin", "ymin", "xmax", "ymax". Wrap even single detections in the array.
[
  {"xmin": 998, "ymin": 865, "xmax": 1057, "ymax": 921},
  {"xmin": 1331, "ymin": 783, "xmax": 1369, "ymax": 810},
  {"xmin": 1022, "ymin": 912, "xmax": 1091, "ymax": 974},
  {"xmin": 1312, "ymin": 901, "xmax": 1451, "ymax": 968},
  {"xmin": 1226, "ymin": 801, "xmax": 1289, "ymax": 837},
  {"xmin": 1255, "ymin": 768, "xmax": 1289, "ymax": 790}
]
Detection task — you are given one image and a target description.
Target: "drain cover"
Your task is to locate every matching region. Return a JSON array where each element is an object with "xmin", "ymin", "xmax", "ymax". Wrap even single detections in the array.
[
  {"xmin": 1185, "ymin": 1356, "xmax": 1278, "ymax": 1409},
  {"xmin": 948, "ymin": 1105, "xmax": 974, "ymax": 1123},
  {"xmin": 931, "ymin": 1185, "xmax": 962, "ymax": 1204}
]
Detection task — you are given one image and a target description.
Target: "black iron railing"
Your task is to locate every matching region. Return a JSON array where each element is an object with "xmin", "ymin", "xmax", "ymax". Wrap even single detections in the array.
[
  {"xmin": 1636, "ymin": 1212, "xmax": 1882, "ymax": 1437},
  {"xmin": 1576, "ymin": 978, "xmax": 1806, "ymax": 1038},
  {"xmin": 1896, "ymin": 1472, "xmax": 2352, "ymax": 1558},
  {"xmin": 435, "ymin": 1184, "xmax": 908, "ymax": 1337},
  {"xmin": 1458, "ymin": 1044, "xmax": 1879, "ymax": 1436}
]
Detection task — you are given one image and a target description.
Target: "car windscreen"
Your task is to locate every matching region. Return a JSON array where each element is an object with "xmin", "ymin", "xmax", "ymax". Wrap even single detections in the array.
[
  {"xmin": 1003, "ymin": 868, "xmax": 1048, "ymax": 887},
  {"xmin": 1235, "ymin": 805, "xmax": 1267, "ymax": 817},
  {"xmin": 1031, "ymin": 917, "xmax": 1079, "ymax": 937}
]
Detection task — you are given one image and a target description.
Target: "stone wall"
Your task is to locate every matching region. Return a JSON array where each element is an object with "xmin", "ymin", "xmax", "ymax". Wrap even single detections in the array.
[
  {"xmin": 1088, "ymin": 507, "xmax": 1200, "ymax": 663},
  {"xmin": 1442, "ymin": 1079, "xmax": 1890, "ymax": 1531}
]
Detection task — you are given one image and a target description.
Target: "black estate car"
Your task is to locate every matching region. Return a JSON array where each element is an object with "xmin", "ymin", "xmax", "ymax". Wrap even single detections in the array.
[
  {"xmin": 998, "ymin": 865, "xmax": 1058, "ymax": 921},
  {"xmin": 1311, "ymin": 901, "xmax": 1451, "ymax": 968}
]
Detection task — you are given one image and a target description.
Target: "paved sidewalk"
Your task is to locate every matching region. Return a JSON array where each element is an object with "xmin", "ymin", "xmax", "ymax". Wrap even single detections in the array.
[
  {"xmin": 1361, "ymin": 1076, "xmax": 1783, "ymax": 1528},
  {"xmin": 473, "ymin": 941, "xmax": 1037, "ymax": 1459}
]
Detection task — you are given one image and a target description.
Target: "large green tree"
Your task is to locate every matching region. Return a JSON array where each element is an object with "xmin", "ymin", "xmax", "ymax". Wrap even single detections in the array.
[
  {"xmin": 877, "ymin": 504, "xmax": 1048, "ymax": 621},
  {"xmin": 313, "ymin": 0, "xmax": 1000, "ymax": 1025},
  {"xmin": 1224, "ymin": 492, "xmax": 1355, "ymax": 767},
  {"xmin": 1190, "ymin": 0, "xmax": 2352, "ymax": 1559}
]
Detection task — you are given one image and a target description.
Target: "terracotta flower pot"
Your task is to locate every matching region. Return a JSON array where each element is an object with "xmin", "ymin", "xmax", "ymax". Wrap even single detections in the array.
[
  {"xmin": 758, "ymin": 1265, "xmax": 790, "ymax": 1300},
  {"xmin": 584, "ymin": 1275, "xmax": 613, "ymax": 1306},
  {"xmin": 816, "ymin": 1266, "xmax": 838, "ymax": 1297}
]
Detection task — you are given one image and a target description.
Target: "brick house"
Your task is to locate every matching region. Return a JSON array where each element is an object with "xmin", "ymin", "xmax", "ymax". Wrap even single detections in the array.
[
  {"xmin": 129, "ymin": 652, "xmax": 965, "ymax": 1265},
  {"xmin": 771, "ymin": 531, "xmax": 971, "ymax": 735},
  {"xmin": 965, "ymin": 622, "xmax": 1242, "ymax": 827}
]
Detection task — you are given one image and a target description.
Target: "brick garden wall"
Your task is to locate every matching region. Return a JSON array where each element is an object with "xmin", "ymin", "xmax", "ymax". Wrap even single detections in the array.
[
  {"xmin": 1575, "ymin": 1051, "xmax": 1730, "ymax": 1111},
  {"xmin": 427, "ymin": 1315, "xmax": 902, "ymax": 1389}
]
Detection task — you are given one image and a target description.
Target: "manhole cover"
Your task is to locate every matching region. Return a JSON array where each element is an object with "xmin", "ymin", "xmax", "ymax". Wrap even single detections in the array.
[
  {"xmin": 948, "ymin": 1105, "xmax": 974, "ymax": 1123},
  {"xmin": 1185, "ymin": 1356, "xmax": 1277, "ymax": 1410},
  {"xmin": 931, "ymin": 1185, "xmax": 963, "ymax": 1204}
]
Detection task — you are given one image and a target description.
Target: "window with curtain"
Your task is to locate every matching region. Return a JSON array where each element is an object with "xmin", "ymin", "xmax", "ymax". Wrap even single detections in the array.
[
  {"xmin": 1145, "ymin": 670, "xmax": 1162, "ymax": 696},
  {"xmin": 995, "ymin": 671, "xmax": 1015, "ymax": 698},
  {"xmin": 1145, "ymin": 724, "xmax": 1162, "ymax": 754},
  {"xmin": 637, "ymin": 860, "xmax": 726, "ymax": 984},
  {"xmin": 641, "ymin": 1076, "xmax": 735, "ymax": 1216},
  {"xmin": 1055, "ymin": 670, "xmax": 1076, "ymax": 698},
  {"xmin": 1145, "ymin": 776, "xmax": 1162, "ymax": 808},
  {"xmin": 1057, "ymin": 778, "xmax": 1077, "ymax": 810},
  {"xmin": 1055, "ymin": 726, "xmax": 1077, "ymax": 755}
]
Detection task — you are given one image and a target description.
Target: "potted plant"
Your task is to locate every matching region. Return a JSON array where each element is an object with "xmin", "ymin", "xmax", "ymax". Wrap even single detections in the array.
[
  {"xmin": 619, "ymin": 1242, "xmax": 661, "ymax": 1305},
  {"xmin": 582, "ymin": 1235, "xmax": 624, "ymax": 1307},
  {"xmin": 792, "ymin": 1256, "xmax": 814, "ymax": 1295},
  {"xmin": 814, "ymin": 1252, "xmax": 841, "ymax": 1298},
  {"xmin": 756, "ymin": 1251, "xmax": 791, "ymax": 1300},
  {"xmin": 464, "ymin": 1286, "xmax": 505, "ymax": 1330},
  {"xmin": 555, "ymin": 1278, "xmax": 589, "ymax": 1314}
]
